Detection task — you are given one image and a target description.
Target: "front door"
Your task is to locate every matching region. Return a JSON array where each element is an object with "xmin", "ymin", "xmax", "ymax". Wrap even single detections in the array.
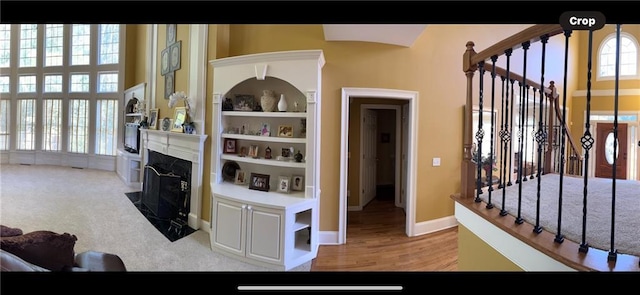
[{"xmin": 595, "ymin": 122, "xmax": 628, "ymax": 179}]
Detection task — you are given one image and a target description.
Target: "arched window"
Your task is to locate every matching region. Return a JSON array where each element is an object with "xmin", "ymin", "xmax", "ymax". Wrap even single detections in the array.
[{"xmin": 598, "ymin": 32, "xmax": 639, "ymax": 80}]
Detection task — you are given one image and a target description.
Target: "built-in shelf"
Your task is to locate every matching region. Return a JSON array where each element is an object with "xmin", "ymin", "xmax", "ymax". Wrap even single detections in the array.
[
  {"xmin": 221, "ymin": 133, "xmax": 307, "ymax": 144},
  {"xmin": 221, "ymin": 154, "xmax": 306, "ymax": 168},
  {"xmin": 222, "ymin": 111, "xmax": 307, "ymax": 118},
  {"xmin": 210, "ymin": 49, "xmax": 323, "ymax": 271}
]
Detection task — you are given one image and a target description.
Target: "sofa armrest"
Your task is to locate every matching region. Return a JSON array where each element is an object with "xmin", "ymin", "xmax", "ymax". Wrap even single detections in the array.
[
  {"xmin": 1, "ymin": 249, "xmax": 49, "ymax": 272},
  {"xmin": 74, "ymin": 251, "xmax": 126, "ymax": 271}
]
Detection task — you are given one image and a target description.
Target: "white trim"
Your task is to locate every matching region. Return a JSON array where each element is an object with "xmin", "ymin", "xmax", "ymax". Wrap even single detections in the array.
[
  {"xmin": 188, "ymin": 24, "xmax": 208, "ymax": 135},
  {"xmin": 413, "ymin": 215, "xmax": 458, "ymax": 236},
  {"xmin": 454, "ymin": 202, "xmax": 576, "ymax": 271},
  {"xmin": 339, "ymin": 88, "xmax": 418, "ymax": 244},
  {"xmin": 146, "ymin": 25, "xmax": 158, "ymax": 109},
  {"xmin": 572, "ymin": 88, "xmax": 640, "ymax": 97}
]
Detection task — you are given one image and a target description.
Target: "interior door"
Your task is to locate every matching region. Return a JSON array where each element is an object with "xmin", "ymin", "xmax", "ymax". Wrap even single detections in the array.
[
  {"xmin": 399, "ymin": 104, "xmax": 408, "ymax": 209},
  {"xmin": 595, "ymin": 122, "xmax": 628, "ymax": 179},
  {"xmin": 361, "ymin": 109, "xmax": 378, "ymax": 207}
]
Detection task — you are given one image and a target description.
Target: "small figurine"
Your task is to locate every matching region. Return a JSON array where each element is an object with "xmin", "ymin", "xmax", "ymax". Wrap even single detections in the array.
[
  {"xmin": 294, "ymin": 150, "xmax": 303, "ymax": 162},
  {"xmin": 265, "ymin": 146, "xmax": 272, "ymax": 159}
]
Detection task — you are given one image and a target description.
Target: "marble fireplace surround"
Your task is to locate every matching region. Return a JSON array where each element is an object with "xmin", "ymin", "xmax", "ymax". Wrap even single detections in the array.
[{"xmin": 140, "ymin": 129, "xmax": 208, "ymax": 230}]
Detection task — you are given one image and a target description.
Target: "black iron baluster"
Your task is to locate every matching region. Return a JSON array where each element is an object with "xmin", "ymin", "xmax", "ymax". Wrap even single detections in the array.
[
  {"xmin": 579, "ymin": 29, "xmax": 595, "ymax": 254},
  {"xmin": 475, "ymin": 61, "xmax": 486, "ymax": 203},
  {"xmin": 487, "ymin": 55, "xmax": 499, "ymax": 209},
  {"xmin": 498, "ymin": 76, "xmax": 506, "ymax": 189},
  {"xmin": 500, "ymin": 48, "xmax": 513, "ymax": 217},
  {"xmin": 515, "ymin": 41, "xmax": 530, "ymax": 225},
  {"xmin": 555, "ymin": 29, "xmax": 572, "ymax": 244},
  {"xmin": 534, "ymin": 37, "xmax": 548, "ymax": 233},
  {"xmin": 516, "ymin": 81, "xmax": 524, "ymax": 185},
  {"xmin": 523, "ymin": 85, "xmax": 530, "ymax": 182},
  {"xmin": 530, "ymin": 87, "xmax": 536, "ymax": 180},
  {"xmin": 541, "ymin": 84, "xmax": 548, "ymax": 175},
  {"xmin": 508, "ymin": 78, "xmax": 515, "ymax": 187},
  {"xmin": 608, "ymin": 24, "xmax": 622, "ymax": 262}
]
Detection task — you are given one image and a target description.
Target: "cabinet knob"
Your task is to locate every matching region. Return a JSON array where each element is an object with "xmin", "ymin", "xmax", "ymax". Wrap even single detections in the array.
[
  {"xmin": 242, "ymin": 204, "xmax": 247, "ymax": 210},
  {"xmin": 247, "ymin": 205, "xmax": 253, "ymax": 211}
]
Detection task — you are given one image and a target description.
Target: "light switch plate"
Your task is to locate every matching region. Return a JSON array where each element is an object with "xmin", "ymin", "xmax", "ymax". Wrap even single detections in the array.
[{"xmin": 433, "ymin": 157, "xmax": 441, "ymax": 166}]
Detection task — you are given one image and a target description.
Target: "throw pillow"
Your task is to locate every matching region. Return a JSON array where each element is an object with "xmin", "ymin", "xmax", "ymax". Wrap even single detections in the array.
[
  {"xmin": 0, "ymin": 225, "xmax": 23, "ymax": 237},
  {"xmin": 0, "ymin": 230, "xmax": 77, "ymax": 271}
]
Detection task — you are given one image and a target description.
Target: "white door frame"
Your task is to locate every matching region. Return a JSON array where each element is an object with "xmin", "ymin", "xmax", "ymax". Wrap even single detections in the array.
[
  {"xmin": 360, "ymin": 104, "xmax": 402, "ymax": 208},
  {"xmin": 339, "ymin": 87, "xmax": 418, "ymax": 244},
  {"xmin": 583, "ymin": 110, "xmax": 640, "ymax": 180}
]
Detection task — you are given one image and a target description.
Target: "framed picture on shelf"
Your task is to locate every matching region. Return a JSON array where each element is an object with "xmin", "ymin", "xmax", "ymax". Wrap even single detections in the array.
[
  {"xmin": 278, "ymin": 125, "xmax": 293, "ymax": 137},
  {"xmin": 234, "ymin": 170, "xmax": 246, "ymax": 185},
  {"xmin": 148, "ymin": 109, "xmax": 159, "ymax": 130},
  {"xmin": 249, "ymin": 173, "xmax": 270, "ymax": 192},
  {"xmin": 224, "ymin": 138, "xmax": 237, "ymax": 154},
  {"xmin": 281, "ymin": 147, "xmax": 292, "ymax": 158},
  {"xmin": 233, "ymin": 94, "xmax": 256, "ymax": 111},
  {"xmin": 292, "ymin": 175, "xmax": 304, "ymax": 191},
  {"xmin": 248, "ymin": 145, "xmax": 259, "ymax": 158},
  {"xmin": 277, "ymin": 176, "xmax": 291, "ymax": 193},
  {"xmin": 260, "ymin": 123, "xmax": 271, "ymax": 136},
  {"xmin": 238, "ymin": 146, "xmax": 247, "ymax": 157},
  {"xmin": 171, "ymin": 107, "xmax": 187, "ymax": 132}
]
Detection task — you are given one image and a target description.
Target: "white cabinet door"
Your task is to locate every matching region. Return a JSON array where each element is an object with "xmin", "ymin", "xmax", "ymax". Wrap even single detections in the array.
[
  {"xmin": 212, "ymin": 198, "xmax": 246, "ymax": 256},
  {"xmin": 246, "ymin": 205, "xmax": 283, "ymax": 264}
]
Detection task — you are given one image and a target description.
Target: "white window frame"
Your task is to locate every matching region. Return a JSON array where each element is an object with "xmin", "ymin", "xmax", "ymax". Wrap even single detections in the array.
[{"xmin": 597, "ymin": 31, "xmax": 640, "ymax": 81}]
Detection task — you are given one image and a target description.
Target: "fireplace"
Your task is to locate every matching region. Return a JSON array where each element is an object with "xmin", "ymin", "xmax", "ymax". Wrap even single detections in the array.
[
  {"xmin": 142, "ymin": 153, "xmax": 189, "ymax": 220},
  {"xmin": 139, "ymin": 129, "xmax": 208, "ymax": 230}
]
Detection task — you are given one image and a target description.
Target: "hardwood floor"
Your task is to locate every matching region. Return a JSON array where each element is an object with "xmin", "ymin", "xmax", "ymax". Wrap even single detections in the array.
[{"xmin": 310, "ymin": 193, "xmax": 458, "ymax": 271}]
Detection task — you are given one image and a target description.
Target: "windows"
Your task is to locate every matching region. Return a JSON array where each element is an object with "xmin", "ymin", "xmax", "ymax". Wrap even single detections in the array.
[
  {"xmin": 2, "ymin": 24, "xmax": 123, "ymax": 159},
  {"xmin": 598, "ymin": 32, "xmax": 639, "ymax": 79}
]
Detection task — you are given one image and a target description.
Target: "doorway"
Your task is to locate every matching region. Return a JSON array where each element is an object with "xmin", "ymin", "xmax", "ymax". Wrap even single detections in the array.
[
  {"xmin": 359, "ymin": 105, "xmax": 403, "ymax": 210},
  {"xmin": 339, "ymin": 88, "xmax": 418, "ymax": 244}
]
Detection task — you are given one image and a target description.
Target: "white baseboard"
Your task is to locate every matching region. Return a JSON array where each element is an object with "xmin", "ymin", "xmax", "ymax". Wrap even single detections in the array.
[{"xmin": 317, "ymin": 215, "xmax": 459, "ymax": 245}]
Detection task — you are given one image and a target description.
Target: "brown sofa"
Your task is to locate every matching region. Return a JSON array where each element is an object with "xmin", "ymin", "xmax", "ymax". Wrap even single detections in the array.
[{"xmin": 0, "ymin": 225, "xmax": 126, "ymax": 272}]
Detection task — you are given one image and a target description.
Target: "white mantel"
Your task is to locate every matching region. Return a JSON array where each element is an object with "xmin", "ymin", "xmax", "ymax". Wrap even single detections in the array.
[{"xmin": 140, "ymin": 129, "xmax": 208, "ymax": 230}]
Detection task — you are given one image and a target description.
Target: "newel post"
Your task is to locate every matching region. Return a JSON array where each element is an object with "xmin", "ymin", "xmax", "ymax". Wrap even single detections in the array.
[{"xmin": 462, "ymin": 41, "xmax": 478, "ymax": 199}]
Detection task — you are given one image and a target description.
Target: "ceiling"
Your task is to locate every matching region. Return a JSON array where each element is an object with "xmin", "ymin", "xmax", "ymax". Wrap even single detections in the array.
[{"xmin": 322, "ymin": 24, "xmax": 428, "ymax": 48}]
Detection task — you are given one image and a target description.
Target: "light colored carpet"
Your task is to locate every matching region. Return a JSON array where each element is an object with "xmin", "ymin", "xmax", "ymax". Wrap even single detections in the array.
[
  {"xmin": 479, "ymin": 173, "xmax": 640, "ymax": 257},
  {"xmin": 0, "ymin": 164, "xmax": 311, "ymax": 272}
]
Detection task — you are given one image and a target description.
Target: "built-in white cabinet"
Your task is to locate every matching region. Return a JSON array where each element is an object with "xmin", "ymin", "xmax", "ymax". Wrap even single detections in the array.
[
  {"xmin": 116, "ymin": 148, "xmax": 142, "ymax": 188},
  {"xmin": 211, "ymin": 192, "xmax": 315, "ymax": 269},
  {"xmin": 209, "ymin": 50, "xmax": 324, "ymax": 270}
]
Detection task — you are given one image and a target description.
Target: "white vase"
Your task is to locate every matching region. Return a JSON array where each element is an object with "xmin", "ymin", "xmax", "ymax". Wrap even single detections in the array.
[{"xmin": 277, "ymin": 94, "xmax": 287, "ymax": 112}]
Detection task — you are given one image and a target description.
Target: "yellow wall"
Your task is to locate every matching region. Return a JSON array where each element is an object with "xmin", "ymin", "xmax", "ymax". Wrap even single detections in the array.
[
  {"xmin": 457, "ymin": 224, "xmax": 523, "ymax": 271},
  {"xmin": 223, "ymin": 24, "xmax": 536, "ymax": 229},
  {"xmin": 132, "ymin": 24, "xmax": 596, "ymax": 233},
  {"xmin": 570, "ymin": 25, "xmax": 640, "ymax": 153}
]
